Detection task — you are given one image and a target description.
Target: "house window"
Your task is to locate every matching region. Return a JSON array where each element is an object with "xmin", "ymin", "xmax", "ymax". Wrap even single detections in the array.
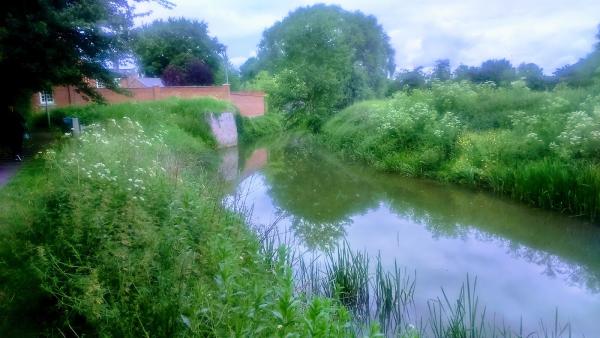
[
  {"xmin": 97, "ymin": 78, "xmax": 121, "ymax": 88},
  {"xmin": 39, "ymin": 90, "xmax": 54, "ymax": 105}
]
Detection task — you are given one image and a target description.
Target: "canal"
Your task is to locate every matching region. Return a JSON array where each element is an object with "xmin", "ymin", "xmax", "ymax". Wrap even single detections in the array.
[{"xmin": 224, "ymin": 138, "xmax": 600, "ymax": 336}]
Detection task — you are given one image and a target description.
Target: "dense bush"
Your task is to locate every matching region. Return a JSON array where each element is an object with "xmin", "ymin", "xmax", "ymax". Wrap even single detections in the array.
[
  {"xmin": 323, "ymin": 82, "xmax": 600, "ymax": 220},
  {"xmin": 235, "ymin": 112, "xmax": 284, "ymax": 143}
]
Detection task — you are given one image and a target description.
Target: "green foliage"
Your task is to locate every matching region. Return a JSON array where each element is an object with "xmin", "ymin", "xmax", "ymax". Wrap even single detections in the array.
[
  {"xmin": 453, "ymin": 59, "xmax": 517, "ymax": 87},
  {"xmin": 554, "ymin": 25, "xmax": 600, "ymax": 88},
  {"xmin": 235, "ymin": 112, "xmax": 284, "ymax": 143},
  {"xmin": 0, "ymin": 99, "xmax": 354, "ymax": 336},
  {"xmin": 323, "ymin": 82, "xmax": 600, "ymax": 220},
  {"xmin": 161, "ymin": 55, "xmax": 215, "ymax": 86},
  {"xmin": 248, "ymin": 4, "xmax": 395, "ymax": 130},
  {"xmin": 391, "ymin": 67, "xmax": 428, "ymax": 92},
  {"xmin": 294, "ymin": 242, "xmax": 573, "ymax": 337},
  {"xmin": 391, "ymin": 58, "xmax": 556, "ymax": 96},
  {"xmin": 240, "ymin": 57, "xmax": 261, "ymax": 82},
  {"xmin": 432, "ymin": 59, "xmax": 452, "ymax": 82},
  {"xmin": 132, "ymin": 17, "xmax": 225, "ymax": 78},
  {"xmin": 517, "ymin": 63, "xmax": 554, "ymax": 90},
  {"xmin": 45, "ymin": 97, "xmax": 236, "ymax": 150},
  {"xmin": 269, "ymin": 67, "xmax": 344, "ymax": 131},
  {"xmin": 0, "ymin": 0, "xmax": 171, "ymax": 108},
  {"xmin": 240, "ymin": 71, "xmax": 275, "ymax": 92}
]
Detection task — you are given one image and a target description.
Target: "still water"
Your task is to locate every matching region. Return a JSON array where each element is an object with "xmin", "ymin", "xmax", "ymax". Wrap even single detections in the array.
[{"xmin": 224, "ymin": 139, "xmax": 600, "ymax": 336}]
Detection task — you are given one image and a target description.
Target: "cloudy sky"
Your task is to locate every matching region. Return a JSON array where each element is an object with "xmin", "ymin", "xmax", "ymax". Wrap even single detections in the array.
[{"xmin": 135, "ymin": 0, "xmax": 600, "ymax": 74}]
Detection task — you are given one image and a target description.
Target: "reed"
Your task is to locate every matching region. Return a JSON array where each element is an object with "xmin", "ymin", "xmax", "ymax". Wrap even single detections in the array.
[{"xmin": 273, "ymin": 236, "xmax": 574, "ymax": 337}]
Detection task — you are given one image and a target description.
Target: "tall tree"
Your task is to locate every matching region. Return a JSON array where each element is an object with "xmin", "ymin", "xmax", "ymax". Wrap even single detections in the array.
[
  {"xmin": 517, "ymin": 63, "xmax": 552, "ymax": 90},
  {"xmin": 0, "ymin": 0, "xmax": 171, "ymax": 153},
  {"xmin": 132, "ymin": 18, "xmax": 225, "ymax": 79},
  {"xmin": 251, "ymin": 4, "xmax": 395, "ymax": 130},
  {"xmin": 477, "ymin": 59, "xmax": 517, "ymax": 85},
  {"xmin": 453, "ymin": 59, "xmax": 517, "ymax": 86},
  {"xmin": 161, "ymin": 56, "xmax": 214, "ymax": 86},
  {"xmin": 392, "ymin": 67, "xmax": 427, "ymax": 91},
  {"xmin": 239, "ymin": 57, "xmax": 260, "ymax": 82},
  {"xmin": 432, "ymin": 59, "xmax": 452, "ymax": 81},
  {"xmin": 453, "ymin": 64, "xmax": 478, "ymax": 82},
  {"xmin": 555, "ymin": 25, "xmax": 600, "ymax": 87},
  {"xmin": 0, "ymin": 0, "xmax": 171, "ymax": 107}
]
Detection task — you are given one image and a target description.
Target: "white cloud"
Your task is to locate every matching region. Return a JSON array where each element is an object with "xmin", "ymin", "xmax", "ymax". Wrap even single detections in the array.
[
  {"xmin": 230, "ymin": 56, "xmax": 249, "ymax": 67},
  {"xmin": 135, "ymin": 0, "xmax": 600, "ymax": 73}
]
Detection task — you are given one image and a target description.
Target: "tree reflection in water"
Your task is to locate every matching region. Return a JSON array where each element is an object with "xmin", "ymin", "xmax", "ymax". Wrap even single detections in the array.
[{"xmin": 243, "ymin": 137, "xmax": 600, "ymax": 293}]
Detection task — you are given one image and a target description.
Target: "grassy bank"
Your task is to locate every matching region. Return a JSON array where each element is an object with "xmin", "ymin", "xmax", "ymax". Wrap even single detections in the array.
[
  {"xmin": 235, "ymin": 112, "xmax": 284, "ymax": 143},
  {"xmin": 0, "ymin": 98, "xmax": 580, "ymax": 337},
  {"xmin": 322, "ymin": 82, "xmax": 600, "ymax": 221},
  {"xmin": 0, "ymin": 99, "xmax": 352, "ymax": 337}
]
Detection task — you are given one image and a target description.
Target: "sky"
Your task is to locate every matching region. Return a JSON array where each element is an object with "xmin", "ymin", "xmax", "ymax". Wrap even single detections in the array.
[{"xmin": 135, "ymin": 0, "xmax": 600, "ymax": 74}]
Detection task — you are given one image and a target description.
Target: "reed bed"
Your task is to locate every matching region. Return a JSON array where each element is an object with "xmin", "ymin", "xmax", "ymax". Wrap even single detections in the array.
[{"xmin": 245, "ymin": 217, "xmax": 574, "ymax": 337}]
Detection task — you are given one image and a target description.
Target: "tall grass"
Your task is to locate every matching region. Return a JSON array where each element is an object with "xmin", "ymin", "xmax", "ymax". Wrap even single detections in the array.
[
  {"xmin": 322, "ymin": 81, "xmax": 600, "ymax": 221},
  {"xmin": 0, "ymin": 99, "xmax": 353, "ymax": 337},
  {"xmin": 275, "ymin": 239, "xmax": 573, "ymax": 337}
]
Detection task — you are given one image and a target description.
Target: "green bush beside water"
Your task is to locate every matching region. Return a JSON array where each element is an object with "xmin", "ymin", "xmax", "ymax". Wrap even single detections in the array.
[
  {"xmin": 0, "ymin": 99, "xmax": 351, "ymax": 337},
  {"xmin": 235, "ymin": 112, "xmax": 284, "ymax": 143},
  {"xmin": 323, "ymin": 81, "xmax": 600, "ymax": 221}
]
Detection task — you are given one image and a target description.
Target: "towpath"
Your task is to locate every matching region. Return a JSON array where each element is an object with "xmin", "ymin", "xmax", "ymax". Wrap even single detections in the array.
[{"xmin": 0, "ymin": 160, "xmax": 20, "ymax": 187}]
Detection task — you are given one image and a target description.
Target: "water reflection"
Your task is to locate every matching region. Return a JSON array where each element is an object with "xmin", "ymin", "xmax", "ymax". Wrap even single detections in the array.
[
  {"xmin": 290, "ymin": 217, "xmax": 349, "ymax": 250},
  {"xmin": 226, "ymin": 138, "xmax": 600, "ymax": 336}
]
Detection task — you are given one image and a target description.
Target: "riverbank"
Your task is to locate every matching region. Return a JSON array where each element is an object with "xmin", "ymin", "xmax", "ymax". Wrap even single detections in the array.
[
  {"xmin": 1, "ymin": 97, "xmax": 591, "ymax": 337},
  {"xmin": 321, "ymin": 81, "xmax": 600, "ymax": 222},
  {"xmin": 0, "ymin": 99, "xmax": 352, "ymax": 336}
]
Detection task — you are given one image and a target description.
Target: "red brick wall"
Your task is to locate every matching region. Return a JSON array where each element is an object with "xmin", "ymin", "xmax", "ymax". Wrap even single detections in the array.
[
  {"xmin": 230, "ymin": 92, "xmax": 267, "ymax": 117},
  {"xmin": 157, "ymin": 86, "xmax": 230, "ymax": 101},
  {"xmin": 32, "ymin": 84, "xmax": 265, "ymax": 117},
  {"xmin": 242, "ymin": 148, "xmax": 268, "ymax": 176}
]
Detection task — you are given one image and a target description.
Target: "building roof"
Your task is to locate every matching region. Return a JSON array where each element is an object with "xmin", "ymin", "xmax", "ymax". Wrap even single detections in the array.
[{"xmin": 137, "ymin": 77, "xmax": 164, "ymax": 87}]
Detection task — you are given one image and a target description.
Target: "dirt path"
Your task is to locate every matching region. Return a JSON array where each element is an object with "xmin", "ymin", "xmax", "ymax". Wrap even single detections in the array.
[
  {"xmin": 0, "ymin": 161, "xmax": 21, "ymax": 187},
  {"xmin": 0, "ymin": 132, "xmax": 55, "ymax": 188}
]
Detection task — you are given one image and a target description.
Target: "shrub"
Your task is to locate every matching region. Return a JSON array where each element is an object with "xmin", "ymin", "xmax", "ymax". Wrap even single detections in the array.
[
  {"xmin": 235, "ymin": 112, "xmax": 284, "ymax": 143},
  {"xmin": 322, "ymin": 82, "xmax": 600, "ymax": 220}
]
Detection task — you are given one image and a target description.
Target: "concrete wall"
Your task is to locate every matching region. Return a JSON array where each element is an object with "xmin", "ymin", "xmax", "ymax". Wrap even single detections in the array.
[
  {"xmin": 207, "ymin": 112, "xmax": 238, "ymax": 148},
  {"xmin": 32, "ymin": 84, "xmax": 265, "ymax": 117}
]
